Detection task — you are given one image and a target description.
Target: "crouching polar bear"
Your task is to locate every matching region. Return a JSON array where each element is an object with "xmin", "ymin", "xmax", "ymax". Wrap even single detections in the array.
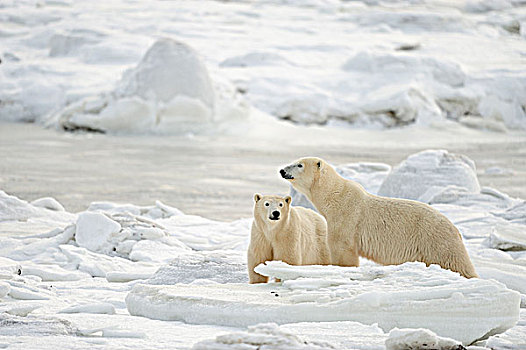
[
  {"xmin": 280, "ymin": 157, "xmax": 478, "ymax": 279},
  {"xmin": 247, "ymin": 194, "xmax": 331, "ymax": 283}
]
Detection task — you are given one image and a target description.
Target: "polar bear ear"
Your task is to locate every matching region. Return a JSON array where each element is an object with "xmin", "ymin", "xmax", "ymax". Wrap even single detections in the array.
[
  {"xmin": 284, "ymin": 196, "xmax": 291, "ymax": 204},
  {"xmin": 254, "ymin": 194, "xmax": 262, "ymax": 202}
]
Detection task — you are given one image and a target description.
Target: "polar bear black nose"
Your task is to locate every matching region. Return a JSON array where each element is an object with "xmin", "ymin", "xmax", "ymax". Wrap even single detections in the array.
[
  {"xmin": 280, "ymin": 169, "xmax": 286, "ymax": 176},
  {"xmin": 272, "ymin": 211, "xmax": 280, "ymax": 218}
]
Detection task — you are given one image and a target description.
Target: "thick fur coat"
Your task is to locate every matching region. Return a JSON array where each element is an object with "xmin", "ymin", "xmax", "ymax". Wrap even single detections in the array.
[
  {"xmin": 280, "ymin": 157, "xmax": 478, "ymax": 278},
  {"xmin": 247, "ymin": 194, "xmax": 331, "ymax": 283}
]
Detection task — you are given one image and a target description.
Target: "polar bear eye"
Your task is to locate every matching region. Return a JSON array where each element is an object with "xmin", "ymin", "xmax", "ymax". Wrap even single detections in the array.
[
  {"xmin": 298, "ymin": 164, "xmax": 303, "ymax": 168},
  {"xmin": 279, "ymin": 202, "xmax": 283, "ymax": 207},
  {"xmin": 264, "ymin": 202, "xmax": 269, "ymax": 207}
]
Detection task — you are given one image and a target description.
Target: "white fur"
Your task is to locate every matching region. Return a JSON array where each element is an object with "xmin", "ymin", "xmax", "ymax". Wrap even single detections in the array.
[
  {"xmin": 247, "ymin": 194, "xmax": 331, "ymax": 283},
  {"xmin": 281, "ymin": 158, "xmax": 478, "ymax": 278}
]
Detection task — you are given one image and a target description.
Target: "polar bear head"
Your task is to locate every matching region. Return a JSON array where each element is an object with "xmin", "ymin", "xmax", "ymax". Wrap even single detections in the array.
[
  {"xmin": 253, "ymin": 194, "xmax": 291, "ymax": 225},
  {"xmin": 279, "ymin": 157, "xmax": 327, "ymax": 195}
]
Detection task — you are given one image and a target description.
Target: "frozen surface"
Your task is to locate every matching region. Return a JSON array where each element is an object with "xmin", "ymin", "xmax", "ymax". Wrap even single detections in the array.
[
  {"xmin": 49, "ymin": 38, "xmax": 248, "ymax": 134},
  {"xmin": 378, "ymin": 149, "xmax": 480, "ymax": 201},
  {"xmin": 127, "ymin": 261, "xmax": 520, "ymax": 345},
  {"xmin": 385, "ymin": 328, "xmax": 462, "ymax": 350},
  {"xmin": 1, "ymin": 1, "xmax": 525, "ymax": 132}
]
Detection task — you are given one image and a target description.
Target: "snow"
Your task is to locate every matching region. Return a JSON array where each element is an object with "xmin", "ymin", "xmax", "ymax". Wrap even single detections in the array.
[
  {"xmin": 2, "ymin": 148, "xmax": 526, "ymax": 349},
  {"xmin": 385, "ymin": 328, "xmax": 462, "ymax": 350},
  {"xmin": 1, "ymin": 0, "xmax": 526, "ymax": 347},
  {"xmin": 75, "ymin": 212, "xmax": 122, "ymax": 253},
  {"xmin": 1, "ymin": 1, "xmax": 525, "ymax": 132},
  {"xmin": 193, "ymin": 323, "xmax": 336, "ymax": 350},
  {"xmin": 127, "ymin": 261, "xmax": 520, "ymax": 345},
  {"xmin": 378, "ymin": 150, "xmax": 480, "ymax": 201},
  {"xmin": 47, "ymin": 38, "xmax": 249, "ymax": 134}
]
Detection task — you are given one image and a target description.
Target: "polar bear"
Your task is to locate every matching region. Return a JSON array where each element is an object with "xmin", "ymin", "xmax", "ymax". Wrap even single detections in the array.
[
  {"xmin": 247, "ymin": 194, "xmax": 331, "ymax": 283},
  {"xmin": 280, "ymin": 157, "xmax": 478, "ymax": 279}
]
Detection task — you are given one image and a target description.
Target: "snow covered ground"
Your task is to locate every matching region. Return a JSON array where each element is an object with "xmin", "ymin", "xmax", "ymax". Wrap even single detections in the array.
[
  {"xmin": 2, "ymin": 150, "xmax": 526, "ymax": 349},
  {"xmin": 1, "ymin": 0, "xmax": 526, "ymax": 349}
]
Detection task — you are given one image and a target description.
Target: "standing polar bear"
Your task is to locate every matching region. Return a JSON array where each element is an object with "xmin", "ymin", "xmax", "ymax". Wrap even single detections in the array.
[
  {"xmin": 280, "ymin": 157, "xmax": 478, "ymax": 279},
  {"xmin": 247, "ymin": 194, "xmax": 331, "ymax": 283}
]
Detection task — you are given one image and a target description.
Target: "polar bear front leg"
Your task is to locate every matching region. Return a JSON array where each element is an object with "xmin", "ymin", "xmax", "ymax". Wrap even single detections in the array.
[
  {"xmin": 247, "ymin": 233, "xmax": 272, "ymax": 284},
  {"xmin": 329, "ymin": 237, "xmax": 359, "ymax": 267}
]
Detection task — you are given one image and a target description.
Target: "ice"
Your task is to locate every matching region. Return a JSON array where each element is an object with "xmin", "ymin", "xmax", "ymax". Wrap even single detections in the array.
[
  {"xmin": 49, "ymin": 38, "xmax": 249, "ymax": 134},
  {"xmin": 30, "ymin": 197, "xmax": 65, "ymax": 212},
  {"xmin": 486, "ymin": 310, "xmax": 526, "ymax": 350},
  {"xmin": 126, "ymin": 261, "xmax": 520, "ymax": 345},
  {"xmin": 146, "ymin": 251, "xmax": 248, "ymax": 285},
  {"xmin": 378, "ymin": 150, "xmax": 480, "ymax": 201},
  {"xmin": 59, "ymin": 303, "xmax": 116, "ymax": 315},
  {"xmin": 484, "ymin": 223, "xmax": 526, "ymax": 251},
  {"xmin": 385, "ymin": 328, "xmax": 462, "ymax": 350},
  {"xmin": 75, "ymin": 212, "xmax": 122, "ymax": 254},
  {"xmin": 2, "ymin": 1, "xmax": 526, "ymax": 131},
  {"xmin": 193, "ymin": 323, "xmax": 336, "ymax": 350}
]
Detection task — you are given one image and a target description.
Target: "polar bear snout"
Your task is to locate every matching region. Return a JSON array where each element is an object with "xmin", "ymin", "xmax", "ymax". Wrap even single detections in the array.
[
  {"xmin": 280, "ymin": 169, "xmax": 293, "ymax": 180},
  {"xmin": 269, "ymin": 210, "xmax": 281, "ymax": 220}
]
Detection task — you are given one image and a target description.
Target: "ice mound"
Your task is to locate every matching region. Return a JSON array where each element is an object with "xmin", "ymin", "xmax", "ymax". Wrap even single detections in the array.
[
  {"xmin": 51, "ymin": 38, "xmax": 248, "ymax": 134},
  {"xmin": 146, "ymin": 250, "xmax": 248, "ymax": 285},
  {"xmin": 192, "ymin": 323, "xmax": 335, "ymax": 350},
  {"xmin": 126, "ymin": 261, "xmax": 520, "ymax": 345},
  {"xmin": 378, "ymin": 150, "xmax": 480, "ymax": 201},
  {"xmin": 291, "ymin": 162, "xmax": 391, "ymax": 210}
]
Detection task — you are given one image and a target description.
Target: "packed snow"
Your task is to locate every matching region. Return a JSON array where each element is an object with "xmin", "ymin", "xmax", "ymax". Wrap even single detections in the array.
[{"xmin": 1, "ymin": 0, "xmax": 525, "ymax": 133}]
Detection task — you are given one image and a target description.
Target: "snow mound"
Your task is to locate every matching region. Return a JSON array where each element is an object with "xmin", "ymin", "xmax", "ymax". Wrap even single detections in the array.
[
  {"xmin": 378, "ymin": 150, "xmax": 480, "ymax": 201},
  {"xmin": 192, "ymin": 323, "xmax": 335, "ymax": 350},
  {"xmin": 126, "ymin": 261, "xmax": 520, "ymax": 345},
  {"xmin": 291, "ymin": 162, "xmax": 391, "ymax": 210},
  {"xmin": 146, "ymin": 250, "xmax": 248, "ymax": 285},
  {"xmin": 51, "ymin": 38, "xmax": 248, "ymax": 134}
]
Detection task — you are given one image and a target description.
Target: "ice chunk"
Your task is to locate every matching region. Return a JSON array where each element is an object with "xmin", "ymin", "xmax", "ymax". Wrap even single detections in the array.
[
  {"xmin": 75, "ymin": 212, "xmax": 122, "ymax": 253},
  {"xmin": 0, "ymin": 314, "xmax": 76, "ymax": 336},
  {"xmin": 22, "ymin": 265, "xmax": 90, "ymax": 281},
  {"xmin": 378, "ymin": 150, "xmax": 480, "ymax": 201},
  {"xmin": 484, "ymin": 223, "xmax": 526, "ymax": 251},
  {"xmin": 0, "ymin": 282, "xmax": 9, "ymax": 298},
  {"xmin": 220, "ymin": 51, "xmax": 293, "ymax": 67},
  {"xmin": 193, "ymin": 323, "xmax": 336, "ymax": 350},
  {"xmin": 30, "ymin": 197, "xmax": 65, "ymax": 212},
  {"xmin": 52, "ymin": 38, "xmax": 248, "ymax": 134},
  {"xmin": 385, "ymin": 328, "xmax": 462, "ymax": 350},
  {"xmin": 486, "ymin": 310, "xmax": 526, "ymax": 350},
  {"xmin": 145, "ymin": 251, "xmax": 247, "ymax": 285},
  {"xmin": 59, "ymin": 302, "xmax": 116, "ymax": 315},
  {"xmin": 0, "ymin": 257, "xmax": 22, "ymax": 279},
  {"xmin": 126, "ymin": 261, "xmax": 520, "ymax": 345}
]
